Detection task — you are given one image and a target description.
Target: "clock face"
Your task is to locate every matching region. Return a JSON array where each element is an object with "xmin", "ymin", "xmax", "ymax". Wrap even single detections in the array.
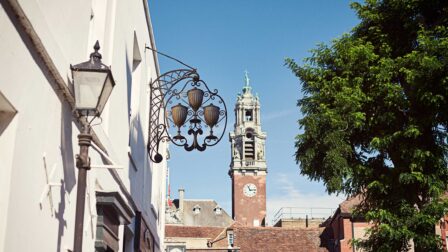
[{"xmin": 243, "ymin": 183, "xmax": 257, "ymax": 197}]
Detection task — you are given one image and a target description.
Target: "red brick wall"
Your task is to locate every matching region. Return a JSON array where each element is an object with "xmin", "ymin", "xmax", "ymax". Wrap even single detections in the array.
[
  {"xmin": 328, "ymin": 215, "xmax": 353, "ymax": 252},
  {"xmin": 327, "ymin": 215, "xmax": 372, "ymax": 252},
  {"xmin": 330, "ymin": 216, "xmax": 341, "ymax": 249},
  {"xmin": 340, "ymin": 218, "xmax": 353, "ymax": 252},
  {"xmin": 232, "ymin": 173, "xmax": 266, "ymax": 226}
]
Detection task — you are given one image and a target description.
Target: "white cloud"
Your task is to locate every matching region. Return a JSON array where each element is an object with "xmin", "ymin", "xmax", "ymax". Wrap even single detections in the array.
[{"xmin": 266, "ymin": 173, "xmax": 346, "ymax": 225}]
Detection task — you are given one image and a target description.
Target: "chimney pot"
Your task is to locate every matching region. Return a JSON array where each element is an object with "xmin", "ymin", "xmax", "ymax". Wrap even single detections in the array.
[{"xmin": 178, "ymin": 188, "xmax": 185, "ymax": 212}]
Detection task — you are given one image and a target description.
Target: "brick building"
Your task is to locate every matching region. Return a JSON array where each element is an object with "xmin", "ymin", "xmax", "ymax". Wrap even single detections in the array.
[
  {"xmin": 320, "ymin": 195, "xmax": 370, "ymax": 252},
  {"xmin": 323, "ymin": 195, "xmax": 448, "ymax": 252}
]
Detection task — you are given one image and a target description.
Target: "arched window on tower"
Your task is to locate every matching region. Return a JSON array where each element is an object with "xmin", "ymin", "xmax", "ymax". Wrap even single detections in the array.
[{"xmin": 245, "ymin": 109, "xmax": 253, "ymax": 121}]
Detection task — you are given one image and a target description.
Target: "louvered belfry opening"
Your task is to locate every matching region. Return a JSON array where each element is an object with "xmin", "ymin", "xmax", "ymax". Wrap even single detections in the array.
[{"xmin": 245, "ymin": 131, "xmax": 255, "ymax": 160}]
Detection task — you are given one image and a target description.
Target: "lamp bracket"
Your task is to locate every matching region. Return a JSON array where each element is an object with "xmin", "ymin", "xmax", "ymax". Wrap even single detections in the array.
[{"xmin": 147, "ymin": 69, "xmax": 227, "ymax": 163}]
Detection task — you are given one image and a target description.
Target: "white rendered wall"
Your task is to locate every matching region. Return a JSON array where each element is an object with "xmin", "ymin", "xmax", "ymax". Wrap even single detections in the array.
[{"xmin": 0, "ymin": 0, "xmax": 166, "ymax": 251}]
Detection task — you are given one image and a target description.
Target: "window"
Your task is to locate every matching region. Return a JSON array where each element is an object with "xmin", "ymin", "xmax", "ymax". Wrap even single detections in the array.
[
  {"xmin": 134, "ymin": 211, "xmax": 154, "ymax": 252},
  {"xmin": 128, "ymin": 31, "xmax": 143, "ymax": 158},
  {"xmin": 193, "ymin": 205, "xmax": 201, "ymax": 215},
  {"xmin": 245, "ymin": 109, "xmax": 253, "ymax": 121},
  {"xmin": 167, "ymin": 246, "xmax": 185, "ymax": 252},
  {"xmin": 129, "ymin": 31, "xmax": 142, "ymax": 119},
  {"xmin": 214, "ymin": 205, "xmax": 222, "ymax": 215},
  {"xmin": 227, "ymin": 230, "xmax": 234, "ymax": 247},
  {"xmin": 0, "ymin": 91, "xmax": 17, "ymax": 135},
  {"xmin": 122, "ymin": 226, "xmax": 134, "ymax": 252},
  {"xmin": 95, "ymin": 192, "xmax": 133, "ymax": 252}
]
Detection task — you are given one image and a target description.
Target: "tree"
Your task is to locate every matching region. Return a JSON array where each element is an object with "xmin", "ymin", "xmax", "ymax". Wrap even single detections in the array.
[{"xmin": 286, "ymin": 0, "xmax": 448, "ymax": 251}]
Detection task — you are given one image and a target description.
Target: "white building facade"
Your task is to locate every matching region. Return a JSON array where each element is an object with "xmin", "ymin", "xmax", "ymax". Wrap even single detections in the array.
[{"xmin": 0, "ymin": 0, "xmax": 167, "ymax": 251}]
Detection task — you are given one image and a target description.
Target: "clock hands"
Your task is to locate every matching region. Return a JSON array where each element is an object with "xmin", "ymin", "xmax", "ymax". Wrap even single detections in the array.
[
  {"xmin": 245, "ymin": 185, "xmax": 256, "ymax": 192},
  {"xmin": 243, "ymin": 184, "xmax": 257, "ymax": 197}
]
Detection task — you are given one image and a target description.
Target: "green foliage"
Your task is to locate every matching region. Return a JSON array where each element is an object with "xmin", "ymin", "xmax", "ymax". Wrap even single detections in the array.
[{"xmin": 286, "ymin": 0, "xmax": 448, "ymax": 251}]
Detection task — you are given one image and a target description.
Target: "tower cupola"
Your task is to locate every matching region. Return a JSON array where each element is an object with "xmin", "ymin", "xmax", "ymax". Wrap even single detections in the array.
[{"xmin": 230, "ymin": 71, "xmax": 267, "ymax": 172}]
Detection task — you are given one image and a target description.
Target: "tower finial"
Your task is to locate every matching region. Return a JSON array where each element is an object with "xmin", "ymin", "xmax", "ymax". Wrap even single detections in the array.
[{"xmin": 244, "ymin": 70, "xmax": 250, "ymax": 87}]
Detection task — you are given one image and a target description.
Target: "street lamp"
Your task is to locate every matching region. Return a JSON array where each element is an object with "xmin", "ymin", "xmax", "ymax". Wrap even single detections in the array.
[
  {"xmin": 70, "ymin": 41, "xmax": 115, "ymax": 252},
  {"xmin": 71, "ymin": 41, "xmax": 115, "ymax": 117}
]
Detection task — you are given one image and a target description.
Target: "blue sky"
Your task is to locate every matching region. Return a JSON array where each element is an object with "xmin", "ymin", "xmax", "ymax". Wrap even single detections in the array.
[{"xmin": 149, "ymin": 0, "xmax": 360, "ymax": 223}]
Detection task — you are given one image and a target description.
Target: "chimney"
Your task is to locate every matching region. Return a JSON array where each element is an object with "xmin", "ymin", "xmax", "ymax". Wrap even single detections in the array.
[{"xmin": 178, "ymin": 188, "xmax": 185, "ymax": 212}]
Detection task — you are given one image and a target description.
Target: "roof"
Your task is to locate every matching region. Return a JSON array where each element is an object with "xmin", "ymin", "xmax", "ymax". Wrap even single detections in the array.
[
  {"xmin": 166, "ymin": 225, "xmax": 329, "ymax": 252},
  {"xmin": 339, "ymin": 194, "xmax": 363, "ymax": 215},
  {"xmin": 209, "ymin": 226, "xmax": 328, "ymax": 252},
  {"xmin": 182, "ymin": 200, "xmax": 234, "ymax": 227},
  {"xmin": 165, "ymin": 225, "xmax": 225, "ymax": 239},
  {"xmin": 168, "ymin": 199, "xmax": 234, "ymax": 227},
  {"xmin": 233, "ymin": 226, "xmax": 327, "ymax": 252},
  {"xmin": 324, "ymin": 194, "xmax": 365, "ymax": 228}
]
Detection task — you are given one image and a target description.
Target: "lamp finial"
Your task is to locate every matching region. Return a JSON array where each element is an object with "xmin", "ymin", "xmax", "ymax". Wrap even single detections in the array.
[{"xmin": 90, "ymin": 40, "xmax": 102, "ymax": 61}]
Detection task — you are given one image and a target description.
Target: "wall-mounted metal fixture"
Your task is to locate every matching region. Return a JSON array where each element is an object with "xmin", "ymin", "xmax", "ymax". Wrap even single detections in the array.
[
  {"xmin": 146, "ymin": 47, "xmax": 227, "ymax": 163},
  {"xmin": 70, "ymin": 41, "xmax": 115, "ymax": 252}
]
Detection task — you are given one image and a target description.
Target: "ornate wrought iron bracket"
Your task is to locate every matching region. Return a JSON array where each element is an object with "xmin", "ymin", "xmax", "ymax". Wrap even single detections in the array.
[{"xmin": 148, "ymin": 68, "xmax": 227, "ymax": 163}]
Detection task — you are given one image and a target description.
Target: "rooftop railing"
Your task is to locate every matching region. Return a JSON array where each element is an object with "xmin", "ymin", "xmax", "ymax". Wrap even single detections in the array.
[{"xmin": 272, "ymin": 207, "xmax": 335, "ymax": 225}]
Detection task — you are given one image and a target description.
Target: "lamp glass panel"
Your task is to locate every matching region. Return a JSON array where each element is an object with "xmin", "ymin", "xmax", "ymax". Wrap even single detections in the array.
[
  {"xmin": 73, "ymin": 71, "xmax": 107, "ymax": 112},
  {"xmin": 96, "ymin": 74, "xmax": 114, "ymax": 115}
]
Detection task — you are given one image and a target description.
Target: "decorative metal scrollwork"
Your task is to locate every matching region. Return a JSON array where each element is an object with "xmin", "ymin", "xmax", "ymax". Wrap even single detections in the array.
[{"xmin": 148, "ymin": 68, "xmax": 227, "ymax": 163}]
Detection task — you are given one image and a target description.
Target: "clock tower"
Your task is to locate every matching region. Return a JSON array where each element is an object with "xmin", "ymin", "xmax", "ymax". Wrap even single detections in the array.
[{"xmin": 229, "ymin": 72, "xmax": 267, "ymax": 227}]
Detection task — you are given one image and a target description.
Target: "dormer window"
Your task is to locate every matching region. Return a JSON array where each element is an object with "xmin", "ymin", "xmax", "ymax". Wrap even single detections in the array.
[
  {"xmin": 245, "ymin": 109, "xmax": 253, "ymax": 121},
  {"xmin": 214, "ymin": 205, "xmax": 222, "ymax": 215},
  {"xmin": 227, "ymin": 230, "xmax": 234, "ymax": 247},
  {"xmin": 193, "ymin": 205, "xmax": 201, "ymax": 215}
]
